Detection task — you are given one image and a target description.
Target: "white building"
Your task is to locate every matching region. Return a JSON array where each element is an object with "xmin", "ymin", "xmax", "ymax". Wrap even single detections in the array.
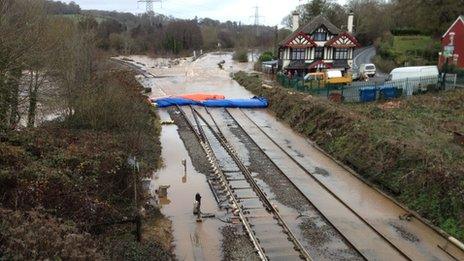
[{"xmin": 278, "ymin": 14, "xmax": 360, "ymax": 74}]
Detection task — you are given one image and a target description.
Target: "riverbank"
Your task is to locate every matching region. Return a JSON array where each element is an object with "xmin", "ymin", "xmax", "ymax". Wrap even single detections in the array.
[
  {"xmin": 234, "ymin": 71, "xmax": 464, "ymax": 241},
  {"xmin": 0, "ymin": 69, "xmax": 172, "ymax": 259}
]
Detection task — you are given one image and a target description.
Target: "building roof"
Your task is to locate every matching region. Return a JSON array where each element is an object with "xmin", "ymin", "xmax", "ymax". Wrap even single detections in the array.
[
  {"xmin": 325, "ymin": 32, "xmax": 361, "ymax": 48},
  {"xmin": 442, "ymin": 15, "xmax": 464, "ymax": 38},
  {"xmin": 308, "ymin": 60, "xmax": 332, "ymax": 70},
  {"xmin": 280, "ymin": 15, "xmax": 342, "ymax": 46},
  {"xmin": 282, "ymin": 31, "xmax": 317, "ymax": 48}
]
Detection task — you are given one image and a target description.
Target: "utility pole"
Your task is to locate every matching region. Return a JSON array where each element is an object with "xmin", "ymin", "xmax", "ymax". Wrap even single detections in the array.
[
  {"xmin": 250, "ymin": 6, "xmax": 264, "ymax": 62},
  {"xmin": 253, "ymin": 6, "xmax": 259, "ymax": 36},
  {"xmin": 129, "ymin": 156, "xmax": 142, "ymax": 242},
  {"xmin": 251, "ymin": 6, "xmax": 264, "ymax": 37},
  {"xmin": 138, "ymin": 0, "xmax": 162, "ymax": 15}
]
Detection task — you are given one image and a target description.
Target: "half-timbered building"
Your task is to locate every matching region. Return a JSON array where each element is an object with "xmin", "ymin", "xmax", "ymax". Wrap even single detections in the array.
[{"xmin": 278, "ymin": 15, "xmax": 360, "ymax": 74}]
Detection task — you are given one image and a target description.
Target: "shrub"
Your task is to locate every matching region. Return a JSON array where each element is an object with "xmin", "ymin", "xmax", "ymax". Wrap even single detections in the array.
[
  {"xmin": 0, "ymin": 208, "xmax": 101, "ymax": 260},
  {"xmin": 391, "ymin": 28, "xmax": 422, "ymax": 36},
  {"xmin": 258, "ymin": 51, "xmax": 274, "ymax": 62},
  {"xmin": 233, "ymin": 49, "xmax": 248, "ymax": 63},
  {"xmin": 373, "ymin": 55, "xmax": 396, "ymax": 73}
]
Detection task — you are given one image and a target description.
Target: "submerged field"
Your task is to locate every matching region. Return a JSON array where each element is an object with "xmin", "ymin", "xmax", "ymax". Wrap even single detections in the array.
[{"xmin": 235, "ymin": 72, "xmax": 464, "ymax": 240}]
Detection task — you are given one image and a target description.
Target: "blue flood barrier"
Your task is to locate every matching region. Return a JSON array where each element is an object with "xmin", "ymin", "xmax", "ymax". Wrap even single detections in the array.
[
  {"xmin": 155, "ymin": 97, "xmax": 201, "ymax": 108},
  {"xmin": 359, "ymin": 87, "xmax": 377, "ymax": 102},
  {"xmin": 154, "ymin": 96, "xmax": 268, "ymax": 108},
  {"xmin": 202, "ymin": 96, "xmax": 268, "ymax": 108}
]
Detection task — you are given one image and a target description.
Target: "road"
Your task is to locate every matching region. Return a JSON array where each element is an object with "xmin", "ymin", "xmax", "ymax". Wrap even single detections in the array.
[{"xmin": 353, "ymin": 46, "xmax": 388, "ymax": 82}]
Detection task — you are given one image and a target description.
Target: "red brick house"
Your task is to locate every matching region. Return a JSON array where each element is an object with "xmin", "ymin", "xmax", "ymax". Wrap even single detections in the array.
[{"xmin": 439, "ymin": 16, "xmax": 464, "ymax": 68}]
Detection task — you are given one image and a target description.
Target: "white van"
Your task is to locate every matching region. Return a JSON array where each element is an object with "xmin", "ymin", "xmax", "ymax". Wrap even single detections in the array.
[
  {"xmin": 359, "ymin": 63, "xmax": 376, "ymax": 77},
  {"xmin": 388, "ymin": 66, "xmax": 439, "ymax": 81},
  {"xmin": 387, "ymin": 66, "xmax": 439, "ymax": 96}
]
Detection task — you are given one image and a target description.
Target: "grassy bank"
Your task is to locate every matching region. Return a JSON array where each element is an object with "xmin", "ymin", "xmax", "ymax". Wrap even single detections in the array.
[
  {"xmin": 234, "ymin": 71, "xmax": 464, "ymax": 240},
  {"xmin": 0, "ymin": 70, "xmax": 171, "ymax": 259},
  {"xmin": 374, "ymin": 34, "xmax": 440, "ymax": 73}
]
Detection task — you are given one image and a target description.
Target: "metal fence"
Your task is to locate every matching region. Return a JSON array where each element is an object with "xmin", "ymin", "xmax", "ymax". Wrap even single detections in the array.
[{"xmin": 276, "ymin": 73, "xmax": 459, "ymax": 103}]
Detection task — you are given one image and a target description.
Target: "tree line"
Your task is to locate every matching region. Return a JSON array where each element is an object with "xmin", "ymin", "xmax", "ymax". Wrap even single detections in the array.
[
  {"xmin": 1, "ymin": 0, "xmax": 166, "ymax": 258},
  {"xmin": 41, "ymin": 1, "xmax": 289, "ymax": 56},
  {"xmin": 284, "ymin": 0, "xmax": 464, "ymax": 44}
]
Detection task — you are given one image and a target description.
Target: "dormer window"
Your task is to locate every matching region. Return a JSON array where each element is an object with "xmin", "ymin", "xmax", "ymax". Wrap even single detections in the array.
[
  {"xmin": 314, "ymin": 32, "xmax": 326, "ymax": 41},
  {"xmin": 313, "ymin": 28, "xmax": 327, "ymax": 41}
]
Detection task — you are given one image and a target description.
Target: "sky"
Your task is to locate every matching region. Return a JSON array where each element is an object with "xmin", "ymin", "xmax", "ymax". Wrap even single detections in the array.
[{"xmin": 66, "ymin": 0, "xmax": 348, "ymax": 26}]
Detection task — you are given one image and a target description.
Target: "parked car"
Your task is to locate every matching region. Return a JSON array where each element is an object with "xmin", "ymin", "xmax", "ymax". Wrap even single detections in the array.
[
  {"xmin": 304, "ymin": 69, "xmax": 352, "ymax": 86},
  {"xmin": 359, "ymin": 63, "xmax": 376, "ymax": 77}
]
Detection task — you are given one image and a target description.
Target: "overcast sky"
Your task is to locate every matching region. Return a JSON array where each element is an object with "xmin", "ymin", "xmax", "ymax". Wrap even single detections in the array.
[{"xmin": 65, "ymin": 0, "xmax": 348, "ymax": 26}]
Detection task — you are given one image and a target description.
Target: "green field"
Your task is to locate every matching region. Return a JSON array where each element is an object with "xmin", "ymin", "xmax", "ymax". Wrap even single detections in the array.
[
  {"xmin": 375, "ymin": 35, "xmax": 441, "ymax": 72},
  {"xmin": 392, "ymin": 35, "xmax": 435, "ymax": 53}
]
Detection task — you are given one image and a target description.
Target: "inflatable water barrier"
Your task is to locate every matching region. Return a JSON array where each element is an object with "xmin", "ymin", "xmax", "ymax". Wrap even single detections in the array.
[
  {"xmin": 177, "ymin": 93, "xmax": 225, "ymax": 102},
  {"xmin": 155, "ymin": 97, "xmax": 200, "ymax": 107},
  {"xmin": 154, "ymin": 96, "xmax": 268, "ymax": 108},
  {"xmin": 202, "ymin": 97, "xmax": 268, "ymax": 108}
]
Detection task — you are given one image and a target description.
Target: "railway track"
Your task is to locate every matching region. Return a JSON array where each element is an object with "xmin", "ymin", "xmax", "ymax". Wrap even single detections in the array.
[
  {"xmin": 175, "ymin": 105, "xmax": 312, "ymax": 261},
  {"xmin": 110, "ymin": 58, "xmax": 156, "ymax": 78},
  {"xmin": 216, "ymin": 108, "xmax": 410, "ymax": 260},
  {"xmin": 173, "ymin": 104, "xmax": 464, "ymax": 260},
  {"xmin": 223, "ymin": 107, "xmax": 464, "ymax": 261}
]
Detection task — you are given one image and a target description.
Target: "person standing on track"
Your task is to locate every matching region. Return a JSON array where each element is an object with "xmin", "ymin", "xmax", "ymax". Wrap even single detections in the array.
[{"xmin": 195, "ymin": 193, "xmax": 202, "ymax": 221}]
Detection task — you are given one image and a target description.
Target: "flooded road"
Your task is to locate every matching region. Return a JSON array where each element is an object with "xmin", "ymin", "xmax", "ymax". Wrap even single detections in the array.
[{"xmin": 124, "ymin": 52, "xmax": 464, "ymax": 260}]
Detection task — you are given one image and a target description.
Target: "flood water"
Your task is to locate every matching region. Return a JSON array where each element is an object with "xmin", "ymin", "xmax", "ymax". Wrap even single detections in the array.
[
  {"xmin": 126, "ymin": 52, "xmax": 464, "ymax": 260},
  {"xmin": 152, "ymin": 109, "xmax": 224, "ymax": 260},
  {"xmin": 136, "ymin": 53, "xmax": 257, "ymax": 260}
]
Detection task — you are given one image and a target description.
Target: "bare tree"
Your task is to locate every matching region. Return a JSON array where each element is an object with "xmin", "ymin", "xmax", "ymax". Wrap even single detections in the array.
[{"xmin": 0, "ymin": 0, "xmax": 48, "ymax": 130}]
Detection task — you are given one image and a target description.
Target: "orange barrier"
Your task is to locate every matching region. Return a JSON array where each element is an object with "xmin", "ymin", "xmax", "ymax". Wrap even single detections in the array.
[{"xmin": 177, "ymin": 93, "xmax": 225, "ymax": 102}]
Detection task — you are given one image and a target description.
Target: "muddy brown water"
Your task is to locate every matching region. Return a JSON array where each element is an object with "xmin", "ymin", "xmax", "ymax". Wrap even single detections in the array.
[
  {"xmin": 130, "ymin": 53, "xmax": 464, "ymax": 260},
  {"xmin": 152, "ymin": 109, "xmax": 224, "ymax": 260}
]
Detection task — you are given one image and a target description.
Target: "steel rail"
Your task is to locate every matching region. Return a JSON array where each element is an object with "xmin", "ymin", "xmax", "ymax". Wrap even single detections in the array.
[
  {"xmin": 175, "ymin": 106, "xmax": 268, "ymax": 261},
  {"xmin": 206, "ymin": 108, "xmax": 368, "ymax": 259},
  {"xmin": 232, "ymin": 108, "xmax": 414, "ymax": 261},
  {"xmin": 193, "ymin": 107, "xmax": 312, "ymax": 261}
]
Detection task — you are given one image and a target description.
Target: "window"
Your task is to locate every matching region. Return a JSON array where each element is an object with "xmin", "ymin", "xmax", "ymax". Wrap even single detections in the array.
[
  {"xmin": 291, "ymin": 48, "xmax": 305, "ymax": 60},
  {"xmin": 333, "ymin": 48, "xmax": 349, "ymax": 60},
  {"xmin": 313, "ymin": 32, "xmax": 327, "ymax": 41},
  {"xmin": 315, "ymin": 47, "xmax": 324, "ymax": 60}
]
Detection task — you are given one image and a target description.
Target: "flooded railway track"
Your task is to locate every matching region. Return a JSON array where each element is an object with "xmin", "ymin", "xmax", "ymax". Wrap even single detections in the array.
[
  {"xmin": 224, "ymin": 108, "xmax": 464, "ymax": 261},
  {"xmin": 175, "ymin": 105, "xmax": 311, "ymax": 261},
  {"xmin": 172, "ymin": 104, "xmax": 464, "ymax": 260}
]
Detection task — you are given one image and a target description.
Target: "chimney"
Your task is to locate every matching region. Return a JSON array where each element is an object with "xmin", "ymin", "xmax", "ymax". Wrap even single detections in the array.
[
  {"xmin": 292, "ymin": 11, "xmax": 300, "ymax": 32},
  {"xmin": 347, "ymin": 12, "xmax": 354, "ymax": 33}
]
